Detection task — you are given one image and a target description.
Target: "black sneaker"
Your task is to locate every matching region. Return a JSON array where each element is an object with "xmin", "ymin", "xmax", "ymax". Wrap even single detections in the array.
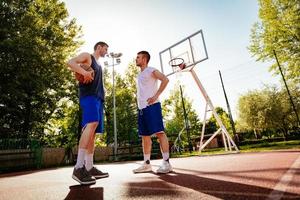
[
  {"xmin": 72, "ymin": 166, "xmax": 96, "ymax": 185},
  {"xmin": 88, "ymin": 167, "xmax": 109, "ymax": 179}
]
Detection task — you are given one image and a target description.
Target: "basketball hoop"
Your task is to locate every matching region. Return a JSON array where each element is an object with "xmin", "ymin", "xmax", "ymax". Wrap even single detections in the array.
[
  {"xmin": 168, "ymin": 58, "xmax": 186, "ymax": 81},
  {"xmin": 168, "ymin": 58, "xmax": 186, "ymax": 73},
  {"xmin": 160, "ymin": 30, "xmax": 238, "ymax": 153}
]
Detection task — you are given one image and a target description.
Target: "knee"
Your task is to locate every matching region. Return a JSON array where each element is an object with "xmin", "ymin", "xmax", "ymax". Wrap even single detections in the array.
[
  {"xmin": 156, "ymin": 132, "xmax": 165, "ymax": 139},
  {"xmin": 143, "ymin": 136, "xmax": 152, "ymax": 145}
]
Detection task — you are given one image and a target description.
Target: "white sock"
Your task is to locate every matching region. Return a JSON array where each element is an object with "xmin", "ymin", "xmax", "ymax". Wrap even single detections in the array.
[
  {"xmin": 162, "ymin": 152, "xmax": 169, "ymax": 162},
  {"xmin": 144, "ymin": 154, "xmax": 151, "ymax": 163},
  {"xmin": 75, "ymin": 149, "xmax": 86, "ymax": 169},
  {"xmin": 85, "ymin": 153, "xmax": 94, "ymax": 171}
]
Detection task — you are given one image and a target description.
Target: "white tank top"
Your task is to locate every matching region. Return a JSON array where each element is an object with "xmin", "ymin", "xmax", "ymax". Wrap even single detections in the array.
[{"xmin": 137, "ymin": 67, "xmax": 159, "ymax": 109}]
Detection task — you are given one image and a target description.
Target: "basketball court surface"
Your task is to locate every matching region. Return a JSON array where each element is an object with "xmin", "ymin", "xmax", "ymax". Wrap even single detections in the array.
[{"xmin": 0, "ymin": 150, "xmax": 299, "ymax": 200}]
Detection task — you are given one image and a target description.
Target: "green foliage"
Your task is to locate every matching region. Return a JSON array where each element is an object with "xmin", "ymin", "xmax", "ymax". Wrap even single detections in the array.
[
  {"xmin": 239, "ymin": 140, "xmax": 300, "ymax": 152},
  {"xmin": 162, "ymin": 83, "xmax": 201, "ymax": 149},
  {"xmin": 207, "ymin": 107, "xmax": 233, "ymax": 136},
  {"xmin": 249, "ymin": 0, "xmax": 300, "ymax": 83},
  {"xmin": 43, "ymin": 99, "xmax": 79, "ymax": 148},
  {"xmin": 104, "ymin": 61, "xmax": 139, "ymax": 146},
  {"xmin": 94, "ymin": 134, "xmax": 107, "ymax": 147},
  {"xmin": 237, "ymin": 84, "xmax": 300, "ymax": 138},
  {"xmin": 124, "ymin": 60, "xmax": 139, "ymax": 97},
  {"xmin": 0, "ymin": 0, "xmax": 82, "ymax": 140}
]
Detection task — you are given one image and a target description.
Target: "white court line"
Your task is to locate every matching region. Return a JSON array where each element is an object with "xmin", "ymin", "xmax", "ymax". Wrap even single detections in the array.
[{"xmin": 267, "ymin": 153, "xmax": 300, "ymax": 200}]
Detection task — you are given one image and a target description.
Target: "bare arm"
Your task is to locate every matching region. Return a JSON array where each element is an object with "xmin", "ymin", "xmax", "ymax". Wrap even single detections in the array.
[
  {"xmin": 147, "ymin": 70, "xmax": 169, "ymax": 105},
  {"xmin": 67, "ymin": 52, "xmax": 93, "ymax": 83}
]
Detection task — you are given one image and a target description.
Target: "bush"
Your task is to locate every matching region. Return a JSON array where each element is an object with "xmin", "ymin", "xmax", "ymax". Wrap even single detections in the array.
[{"xmin": 239, "ymin": 137, "xmax": 285, "ymax": 146}]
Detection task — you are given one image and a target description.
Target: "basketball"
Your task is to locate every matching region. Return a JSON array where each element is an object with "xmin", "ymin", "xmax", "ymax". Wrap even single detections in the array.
[{"xmin": 75, "ymin": 64, "xmax": 94, "ymax": 83}]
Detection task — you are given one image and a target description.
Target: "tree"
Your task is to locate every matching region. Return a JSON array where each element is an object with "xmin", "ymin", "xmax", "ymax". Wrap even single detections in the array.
[
  {"xmin": 162, "ymin": 83, "xmax": 201, "ymax": 149},
  {"xmin": 0, "ymin": 0, "xmax": 82, "ymax": 140},
  {"xmin": 249, "ymin": 0, "xmax": 300, "ymax": 84},
  {"xmin": 207, "ymin": 107, "xmax": 233, "ymax": 136},
  {"xmin": 43, "ymin": 98, "xmax": 79, "ymax": 148},
  {"xmin": 237, "ymin": 87, "xmax": 275, "ymax": 138},
  {"xmin": 104, "ymin": 61, "xmax": 139, "ymax": 146},
  {"xmin": 121, "ymin": 61, "xmax": 139, "ymax": 144},
  {"xmin": 237, "ymin": 85, "xmax": 300, "ymax": 139}
]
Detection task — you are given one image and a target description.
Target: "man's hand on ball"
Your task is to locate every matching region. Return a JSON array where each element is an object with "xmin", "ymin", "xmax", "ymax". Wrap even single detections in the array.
[{"xmin": 83, "ymin": 70, "xmax": 94, "ymax": 84}]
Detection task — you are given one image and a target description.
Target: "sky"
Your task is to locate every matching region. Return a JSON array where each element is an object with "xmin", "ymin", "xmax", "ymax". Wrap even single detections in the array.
[{"xmin": 63, "ymin": 0, "xmax": 281, "ymax": 120}]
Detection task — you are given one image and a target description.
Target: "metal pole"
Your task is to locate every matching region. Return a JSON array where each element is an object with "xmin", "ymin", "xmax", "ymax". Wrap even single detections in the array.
[
  {"xmin": 189, "ymin": 68, "xmax": 239, "ymax": 151},
  {"xmin": 179, "ymin": 85, "xmax": 193, "ymax": 152},
  {"xmin": 273, "ymin": 50, "xmax": 300, "ymax": 127},
  {"xmin": 113, "ymin": 58, "xmax": 117, "ymax": 161},
  {"xmin": 199, "ymin": 103, "xmax": 208, "ymax": 152},
  {"xmin": 218, "ymin": 70, "xmax": 237, "ymax": 137}
]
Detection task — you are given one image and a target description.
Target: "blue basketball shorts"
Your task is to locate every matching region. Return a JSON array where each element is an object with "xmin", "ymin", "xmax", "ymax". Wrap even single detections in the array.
[
  {"xmin": 79, "ymin": 95, "xmax": 104, "ymax": 134},
  {"xmin": 138, "ymin": 102, "xmax": 165, "ymax": 136}
]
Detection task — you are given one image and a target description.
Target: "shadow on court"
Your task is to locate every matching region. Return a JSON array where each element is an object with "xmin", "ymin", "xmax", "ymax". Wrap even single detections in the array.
[
  {"xmin": 65, "ymin": 185, "xmax": 103, "ymax": 200},
  {"xmin": 158, "ymin": 172, "xmax": 299, "ymax": 200},
  {"xmin": 126, "ymin": 178, "xmax": 185, "ymax": 199},
  {"xmin": 125, "ymin": 171, "xmax": 300, "ymax": 200},
  {"xmin": 172, "ymin": 167, "xmax": 300, "ymax": 187},
  {"xmin": 0, "ymin": 169, "xmax": 42, "ymax": 178}
]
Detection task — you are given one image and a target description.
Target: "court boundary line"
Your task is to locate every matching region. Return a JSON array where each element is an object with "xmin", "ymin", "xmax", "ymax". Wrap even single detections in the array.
[{"xmin": 267, "ymin": 153, "xmax": 300, "ymax": 200}]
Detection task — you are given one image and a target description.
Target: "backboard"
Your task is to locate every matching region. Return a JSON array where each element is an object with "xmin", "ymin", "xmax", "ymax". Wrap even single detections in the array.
[{"xmin": 159, "ymin": 30, "xmax": 208, "ymax": 76}]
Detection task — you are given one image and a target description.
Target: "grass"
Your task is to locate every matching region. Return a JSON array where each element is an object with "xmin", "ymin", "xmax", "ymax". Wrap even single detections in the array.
[
  {"xmin": 239, "ymin": 140, "xmax": 300, "ymax": 152},
  {"xmin": 171, "ymin": 140, "xmax": 300, "ymax": 158}
]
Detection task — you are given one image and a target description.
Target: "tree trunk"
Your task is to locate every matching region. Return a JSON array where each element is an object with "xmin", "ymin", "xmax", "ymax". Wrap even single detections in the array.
[
  {"xmin": 23, "ymin": 98, "xmax": 31, "ymax": 138},
  {"xmin": 254, "ymin": 129, "xmax": 258, "ymax": 139}
]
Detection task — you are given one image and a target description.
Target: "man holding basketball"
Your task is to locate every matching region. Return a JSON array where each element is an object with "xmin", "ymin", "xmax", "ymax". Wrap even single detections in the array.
[
  {"xmin": 133, "ymin": 51, "xmax": 173, "ymax": 174},
  {"xmin": 67, "ymin": 41, "xmax": 109, "ymax": 185}
]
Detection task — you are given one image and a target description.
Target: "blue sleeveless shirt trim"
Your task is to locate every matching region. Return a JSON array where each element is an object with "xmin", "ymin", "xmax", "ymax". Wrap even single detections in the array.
[{"xmin": 79, "ymin": 55, "xmax": 105, "ymax": 101}]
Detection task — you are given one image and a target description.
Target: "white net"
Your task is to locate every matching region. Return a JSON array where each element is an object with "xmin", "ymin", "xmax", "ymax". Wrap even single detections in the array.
[{"xmin": 174, "ymin": 67, "xmax": 184, "ymax": 83}]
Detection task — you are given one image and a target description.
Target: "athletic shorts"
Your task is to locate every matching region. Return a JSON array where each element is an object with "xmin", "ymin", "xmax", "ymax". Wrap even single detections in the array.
[
  {"xmin": 138, "ymin": 102, "xmax": 164, "ymax": 136},
  {"xmin": 80, "ymin": 95, "xmax": 104, "ymax": 134}
]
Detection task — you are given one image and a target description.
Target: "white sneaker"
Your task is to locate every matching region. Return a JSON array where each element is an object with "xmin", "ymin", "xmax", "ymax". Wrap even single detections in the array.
[
  {"xmin": 133, "ymin": 162, "xmax": 152, "ymax": 173},
  {"xmin": 156, "ymin": 160, "xmax": 173, "ymax": 174}
]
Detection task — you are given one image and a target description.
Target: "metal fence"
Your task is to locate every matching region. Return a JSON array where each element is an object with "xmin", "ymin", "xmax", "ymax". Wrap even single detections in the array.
[{"xmin": 0, "ymin": 139, "xmax": 42, "ymax": 173}]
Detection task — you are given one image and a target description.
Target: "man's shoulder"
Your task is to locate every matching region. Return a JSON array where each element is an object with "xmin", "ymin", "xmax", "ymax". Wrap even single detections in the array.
[
  {"xmin": 146, "ymin": 66, "xmax": 159, "ymax": 72},
  {"xmin": 79, "ymin": 52, "xmax": 93, "ymax": 64},
  {"xmin": 78, "ymin": 52, "xmax": 91, "ymax": 57}
]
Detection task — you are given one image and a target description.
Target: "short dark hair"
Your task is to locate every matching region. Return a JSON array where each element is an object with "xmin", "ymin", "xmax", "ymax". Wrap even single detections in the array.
[
  {"xmin": 138, "ymin": 51, "xmax": 150, "ymax": 63},
  {"xmin": 94, "ymin": 41, "xmax": 109, "ymax": 51}
]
